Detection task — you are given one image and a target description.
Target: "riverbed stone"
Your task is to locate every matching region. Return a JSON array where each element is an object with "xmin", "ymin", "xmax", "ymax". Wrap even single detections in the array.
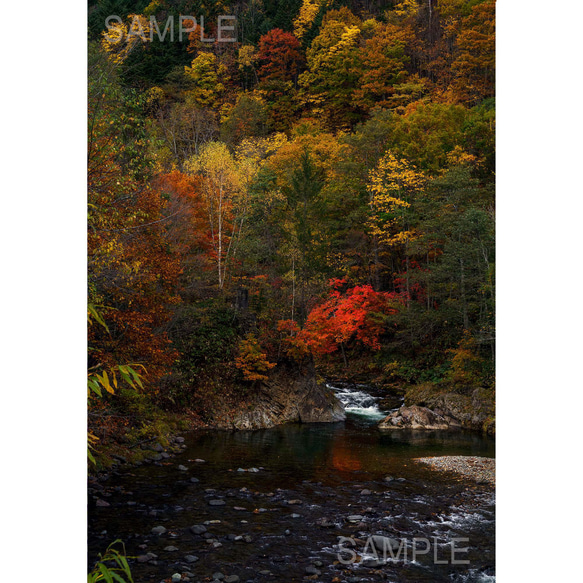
[
  {"xmin": 305, "ymin": 565, "xmax": 321, "ymax": 575},
  {"xmin": 347, "ymin": 515, "xmax": 364, "ymax": 522},
  {"xmin": 175, "ymin": 436, "xmax": 185, "ymax": 443},
  {"xmin": 212, "ymin": 574, "xmax": 225, "ymax": 581},
  {"xmin": 224, "ymin": 576, "xmax": 239, "ymax": 583},
  {"xmin": 368, "ymin": 535, "xmax": 401, "ymax": 552},
  {"xmin": 209, "ymin": 499, "xmax": 226, "ymax": 506},
  {"xmin": 184, "ymin": 555, "xmax": 198, "ymax": 563},
  {"xmin": 171, "ymin": 574, "xmax": 181, "ymax": 583},
  {"xmin": 96, "ymin": 499, "xmax": 110, "ymax": 507},
  {"xmin": 178, "ymin": 465, "xmax": 188, "ymax": 471},
  {"xmin": 164, "ymin": 545, "xmax": 179, "ymax": 552},
  {"xmin": 190, "ymin": 524, "xmax": 207, "ymax": 534},
  {"xmin": 151, "ymin": 526, "xmax": 167, "ymax": 535},
  {"xmin": 190, "ymin": 477, "xmax": 199, "ymax": 483}
]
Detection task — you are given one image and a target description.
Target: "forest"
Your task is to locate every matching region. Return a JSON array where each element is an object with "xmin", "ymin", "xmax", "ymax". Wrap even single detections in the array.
[{"xmin": 88, "ymin": 0, "xmax": 495, "ymax": 462}]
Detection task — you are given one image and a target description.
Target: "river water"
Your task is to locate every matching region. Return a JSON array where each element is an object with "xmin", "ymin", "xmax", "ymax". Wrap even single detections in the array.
[{"xmin": 88, "ymin": 383, "xmax": 495, "ymax": 582}]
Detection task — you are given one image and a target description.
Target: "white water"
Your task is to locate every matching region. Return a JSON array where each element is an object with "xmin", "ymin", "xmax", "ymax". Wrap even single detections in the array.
[{"xmin": 327, "ymin": 383, "xmax": 388, "ymax": 421}]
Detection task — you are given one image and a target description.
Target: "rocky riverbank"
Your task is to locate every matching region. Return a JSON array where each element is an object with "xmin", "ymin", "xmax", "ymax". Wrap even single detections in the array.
[
  {"xmin": 414, "ymin": 456, "xmax": 495, "ymax": 486},
  {"xmin": 89, "ymin": 439, "xmax": 495, "ymax": 583},
  {"xmin": 212, "ymin": 358, "xmax": 346, "ymax": 430}
]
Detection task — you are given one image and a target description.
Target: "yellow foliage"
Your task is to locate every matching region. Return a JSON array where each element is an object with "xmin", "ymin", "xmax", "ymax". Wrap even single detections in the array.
[
  {"xmin": 446, "ymin": 145, "xmax": 477, "ymax": 167},
  {"xmin": 234, "ymin": 334, "xmax": 277, "ymax": 382},
  {"xmin": 394, "ymin": 0, "xmax": 419, "ymax": 19},
  {"xmin": 367, "ymin": 151, "xmax": 425, "ymax": 246},
  {"xmin": 447, "ymin": 330, "xmax": 483, "ymax": 384},
  {"xmin": 101, "ymin": 15, "xmax": 150, "ymax": 64},
  {"xmin": 238, "ymin": 45, "xmax": 258, "ymax": 70},
  {"xmin": 293, "ymin": 0, "xmax": 331, "ymax": 39}
]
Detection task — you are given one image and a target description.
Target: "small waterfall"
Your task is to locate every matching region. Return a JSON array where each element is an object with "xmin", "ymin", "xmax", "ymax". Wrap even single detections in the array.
[{"xmin": 327, "ymin": 382, "xmax": 388, "ymax": 421}]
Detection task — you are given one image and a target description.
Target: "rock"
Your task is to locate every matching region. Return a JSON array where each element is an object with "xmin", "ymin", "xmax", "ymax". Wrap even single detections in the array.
[
  {"xmin": 212, "ymin": 574, "xmax": 225, "ymax": 581},
  {"xmin": 95, "ymin": 499, "xmax": 110, "ymax": 507},
  {"xmin": 360, "ymin": 489, "xmax": 371, "ymax": 496},
  {"xmin": 175, "ymin": 436, "xmax": 185, "ymax": 443},
  {"xmin": 290, "ymin": 513, "xmax": 301, "ymax": 518},
  {"xmin": 233, "ymin": 506, "xmax": 246, "ymax": 511},
  {"xmin": 164, "ymin": 546, "xmax": 179, "ymax": 552},
  {"xmin": 194, "ymin": 459, "xmax": 206, "ymax": 463},
  {"xmin": 216, "ymin": 358, "xmax": 346, "ymax": 430},
  {"xmin": 316, "ymin": 517, "xmax": 335, "ymax": 528},
  {"xmin": 287, "ymin": 499, "xmax": 302, "ymax": 505},
  {"xmin": 161, "ymin": 452, "xmax": 171, "ymax": 459},
  {"xmin": 390, "ymin": 386, "xmax": 495, "ymax": 433},
  {"xmin": 347, "ymin": 515, "xmax": 364, "ymax": 523},
  {"xmin": 151, "ymin": 453, "xmax": 164, "ymax": 461},
  {"xmin": 184, "ymin": 555, "xmax": 198, "ymax": 563},
  {"xmin": 190, "ymin": 477, "xmax": 199, "ymax": 483},
  {"xmin": 208, "ymin": 499, "xmax": 226, "ymax": 506},
  {"xmin": 171, "ymin": 574, "xmax": 181, "ymax": 583},
  {"xmin": 378, "ymin": 405, "xmax": 450, "ymax": 430},
  {"xmin": 112, "ymin": 454, "xmax": 127, "ymax": 463},
  {"xmin": 178, "ymin": 465, "xmax": 188, "ymax": 471},
  {"xmin": 284, "ymin": 529, "xmax": 291, "ymax": 536},
  {"xmin": 190, "ymin": 524, "xmax": 207, "ymax": 535},
  {"xmin": 305, "ymin": 566, "xmax": 321, "ymax": 576},
  {"xmin": 383, "ymin": 476, "xmax": 394, "ymax": 483},
  {"xmin": 259, "ymin": 570, "xmax": 271, "ymax": 575},
  {"xmin": 224, "ymin": 577, "xmax": 239, "ymax": 583},
  {"xmin": 137, "ymin": 555, "xmax": 150, "ymax": 563},
  {"xmin": 152, "ymin": 443, "xmax": 164, "ymax": 452},
  {"xmin": 368, "ymin": 535, "xmax": 401, "ymax": 552},
  {"xmin": 151, "ymin": 526, "xmax": 167, "ymax": 535}
]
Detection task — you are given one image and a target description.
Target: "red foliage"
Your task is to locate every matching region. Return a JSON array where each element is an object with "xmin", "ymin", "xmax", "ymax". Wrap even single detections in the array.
[
  {"xmin": 257, "ymin": 29, "xmax": 304, "ymax": 84},
  {"xmin": 299, "ymin": 279, "xmax": 406, "ymax": 356}
]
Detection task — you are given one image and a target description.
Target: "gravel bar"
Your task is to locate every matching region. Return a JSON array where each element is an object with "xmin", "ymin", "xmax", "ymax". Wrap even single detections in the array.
[{"xmin": 414, "ymin": 455, "xmax": 495, "ymax": 485}]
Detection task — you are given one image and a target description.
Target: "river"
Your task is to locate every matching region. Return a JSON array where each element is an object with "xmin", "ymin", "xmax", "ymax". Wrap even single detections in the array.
[{"xmin": 88, "ymin": 383, "xmax": 495, "ymax": 582}]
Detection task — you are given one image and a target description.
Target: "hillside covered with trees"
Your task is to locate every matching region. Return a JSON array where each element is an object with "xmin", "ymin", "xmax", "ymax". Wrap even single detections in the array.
[{"xmin": 88, "ymin": 0, "xmax": 495, "ymax": 460}]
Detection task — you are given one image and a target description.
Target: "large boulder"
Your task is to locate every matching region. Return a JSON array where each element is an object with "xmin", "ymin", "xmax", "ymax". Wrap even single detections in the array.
[
  {"xmin": 379, "ymin": 386, "xmax": 495, "ymax": 434},
  {"xmin": 217, "ymin": 358, "xmax": 346, "ymax": 430},
  {"xmin": 378, "ymin": 405, "xmax": 450, "ymax": 430}
]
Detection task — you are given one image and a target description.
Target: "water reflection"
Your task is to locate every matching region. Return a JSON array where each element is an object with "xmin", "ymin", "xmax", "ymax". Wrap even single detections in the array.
[{"xmin": 185, "ymin": 419, "xmax": 494, "ymax": 488}]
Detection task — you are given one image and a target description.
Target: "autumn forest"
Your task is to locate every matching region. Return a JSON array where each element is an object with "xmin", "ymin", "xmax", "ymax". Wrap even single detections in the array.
[{"xmin": 88, "ymin": 0, "xmax": 495, "ymax": 459}]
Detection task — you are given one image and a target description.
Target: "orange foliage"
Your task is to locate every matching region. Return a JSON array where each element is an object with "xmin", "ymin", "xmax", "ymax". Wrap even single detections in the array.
[{"xmin": 234, "ymin": 334, "xmax": 277, "ymax": 381}]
